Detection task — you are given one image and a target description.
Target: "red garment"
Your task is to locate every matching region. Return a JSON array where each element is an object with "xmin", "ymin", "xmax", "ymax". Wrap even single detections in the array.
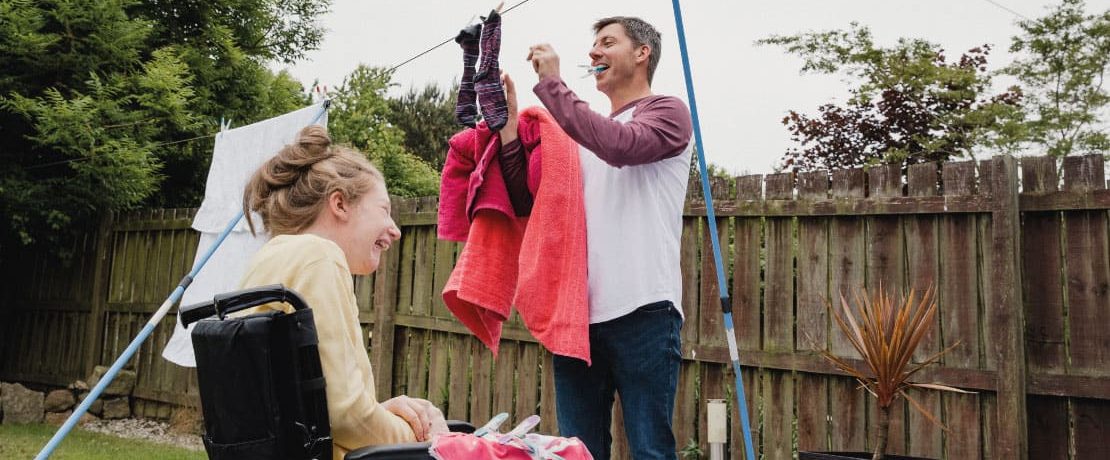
[
  {"xmin": 439, "ymin": 107, "xmax": 590, "ymax": 364},
  {"xmin": 438, "ymin": 119, "xmax": 539, "ymax": 242}
]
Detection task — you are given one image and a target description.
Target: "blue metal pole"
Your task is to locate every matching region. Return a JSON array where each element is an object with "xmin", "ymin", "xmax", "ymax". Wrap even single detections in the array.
[
  {"xmin": 35, "ymin": 211, "xmax": 244, "ymax": 459},
  {"xmin": 669, "ymin": 1, "xmax": 757, "ymax": 458}
]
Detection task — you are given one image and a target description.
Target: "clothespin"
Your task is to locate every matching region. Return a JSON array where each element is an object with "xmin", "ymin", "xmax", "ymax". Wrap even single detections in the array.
[
  {"xmin": 497, "ymin": 415, "xmax": 540, "ymax": 444},
  {"xmin": 495, "ymin": 1, "xmax": 504, "ymax": 13},
  {"xmin": 474, "ymin": 412, "xmax": 509, "ymax": 437}
]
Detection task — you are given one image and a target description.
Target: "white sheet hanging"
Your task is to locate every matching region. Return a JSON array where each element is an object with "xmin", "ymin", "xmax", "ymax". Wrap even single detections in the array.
[{"xmin": 162, "ymin": 102, "xmax": 328, "ymax": 367}]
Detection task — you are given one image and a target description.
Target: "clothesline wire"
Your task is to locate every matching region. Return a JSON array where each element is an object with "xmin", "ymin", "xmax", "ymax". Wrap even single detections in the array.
[
  {"xmin": 387, "ymin": 0, "xmax": 537, "ymax": 73},
  {"xmin": 982, "ymin": 0, "xmax": 1030, "ymax": 20},
  {"xmin": 24, "ymin": 0, "xmax": 539, "ymax": 171}
]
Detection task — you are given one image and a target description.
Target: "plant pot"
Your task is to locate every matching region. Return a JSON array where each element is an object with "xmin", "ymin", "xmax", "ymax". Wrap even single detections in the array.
[{"xmin": 799, "ymin": 452, "xmax": 935, "ymax": 460}]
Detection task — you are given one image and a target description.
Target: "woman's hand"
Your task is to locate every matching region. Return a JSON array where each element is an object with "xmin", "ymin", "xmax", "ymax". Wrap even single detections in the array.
[
  {"xmin": 499, "ymin": 71, "xmax": 519, "ymax": 145},
  {"xmin": 381, "ymin": 395, "xmax": 447, "ymax": 441}
]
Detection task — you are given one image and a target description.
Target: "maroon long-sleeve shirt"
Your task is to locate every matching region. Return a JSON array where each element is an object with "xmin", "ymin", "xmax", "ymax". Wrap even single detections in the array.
[{"xmin": 498, "ymin": 76, "xmax": 693, "ymax": 216}]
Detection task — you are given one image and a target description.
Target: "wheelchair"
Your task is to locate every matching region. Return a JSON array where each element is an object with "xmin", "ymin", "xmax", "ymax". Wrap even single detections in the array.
[{"xmin": 180, "ymin": 284, "xmax": 473, "ymax": 460}]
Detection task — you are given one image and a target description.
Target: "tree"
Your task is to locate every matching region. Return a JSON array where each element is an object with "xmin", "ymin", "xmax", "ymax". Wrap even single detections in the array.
[
  {"xmin": 759, "ymin": 24, "xmax": 1026, "ymax": 172},
  {"xmin": 327, "ymin": 65, "xmax": 440, "ymax": 198},
  {"xmin": 0, "ymin": 0, "xmax": 326, "ymax": 249},
  {"xmin": 387, "ymin": 82, "xmax": 460, "ymax": 170},
  {"xmin": 1004, "ymin": 0, "xmax": 1110, "ymax": 157}
]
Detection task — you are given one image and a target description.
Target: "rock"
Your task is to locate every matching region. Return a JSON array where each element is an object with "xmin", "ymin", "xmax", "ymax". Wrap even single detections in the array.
[
  {"xmin": 102, "ymin": 397, "xmax": 130, "ymax": 420},
  {"xmin": 47, "ymin": 410, "xmax": 98, "ymax": 426},
  {"xmin": 79, "ymin": 413, "xmax": 100, "ymax": 425},
  {"xmin": 44, "ymin": 389, "xmax": 76, "ymax": 412},
  {"xmin": 68, "ymin": 380, "xmax": 89, "ymax": 391},
  {"xmin": 87, "ymin": 366, "xmax": 137, "ymax": 396},
  {"xmin": 44, "ymin": 410, "xmax": 72, "ymax": 426},
  {"xmin": 78, "ymin": 391, "xmax": 104, "ymax": 416},
  {"xmin": 1, "ymin": 382, "xmax": 44, "ymax": 424}
]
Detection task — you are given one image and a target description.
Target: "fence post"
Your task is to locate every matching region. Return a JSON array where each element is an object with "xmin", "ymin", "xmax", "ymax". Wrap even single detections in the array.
[
  {"xmin": 81, "ymin": 212, "xmax": 115, "ymax": 375},
  {"xmin": 989, "ymin": 155, "xmax": 1028, "ymax": 458}
]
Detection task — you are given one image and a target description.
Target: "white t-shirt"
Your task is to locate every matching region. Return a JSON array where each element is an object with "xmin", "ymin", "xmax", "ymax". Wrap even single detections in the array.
[{"xmin": 580, "ymin": 105, "xmax": 693, "ymax": 323}]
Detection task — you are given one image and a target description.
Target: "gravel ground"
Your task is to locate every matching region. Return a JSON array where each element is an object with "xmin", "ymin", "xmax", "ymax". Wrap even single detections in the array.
[{"xmin": 81, "ymin": 418, "xmax": 204, "ymax": 451}]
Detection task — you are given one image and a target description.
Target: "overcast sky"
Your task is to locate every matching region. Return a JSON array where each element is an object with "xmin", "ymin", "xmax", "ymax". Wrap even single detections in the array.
[{"xmin": 272, "ymin": 0, "xmax": 1109, "ymax": 174}]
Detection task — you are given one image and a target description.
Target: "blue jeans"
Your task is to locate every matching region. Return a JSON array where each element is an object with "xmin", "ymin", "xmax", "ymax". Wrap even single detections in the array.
[{"xmin": 553, "ymin": 301, "xmax": 682, "ymax": 460}]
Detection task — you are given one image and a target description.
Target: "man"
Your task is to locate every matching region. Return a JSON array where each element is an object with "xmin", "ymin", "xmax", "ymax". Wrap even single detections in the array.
[{"xmin": 498, "ymin": 16, "xmax": 693, "ymax": 460}]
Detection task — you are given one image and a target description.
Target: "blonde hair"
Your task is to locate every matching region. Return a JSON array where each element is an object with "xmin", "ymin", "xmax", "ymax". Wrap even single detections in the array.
[{"xmin": 243, "ymin": 125, "xmax": 384, "ymax": 236}]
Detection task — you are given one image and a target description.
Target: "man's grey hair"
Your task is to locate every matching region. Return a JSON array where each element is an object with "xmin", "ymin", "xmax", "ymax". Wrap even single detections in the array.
[{"xmin": 593, "ymin": 16, "xmax": 662, "ymax": 84}]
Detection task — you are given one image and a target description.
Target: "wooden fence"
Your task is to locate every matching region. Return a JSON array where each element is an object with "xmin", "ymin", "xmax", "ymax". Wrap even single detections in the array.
[{"xmin": 2, "ymin": 153, "xmax": 1108, "ymax": 459}]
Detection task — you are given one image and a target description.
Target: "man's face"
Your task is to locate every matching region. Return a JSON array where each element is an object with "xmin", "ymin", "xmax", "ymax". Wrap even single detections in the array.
[{"xmin": 589, "ymin": 23, "xmax": 647, "ymax": 94}]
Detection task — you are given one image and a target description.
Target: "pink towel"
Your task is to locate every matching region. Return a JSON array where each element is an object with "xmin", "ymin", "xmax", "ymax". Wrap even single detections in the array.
[{"xmin": 439, "ymin": 107, "xmax": 590, "ymax": 364}]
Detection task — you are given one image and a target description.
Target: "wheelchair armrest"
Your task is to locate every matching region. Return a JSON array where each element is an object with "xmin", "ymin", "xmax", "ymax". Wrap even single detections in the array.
[
  {"xmin": 343, "ymin": 421, "xmax": 476, "ymax": 460},
  {"xmin": 446, "ymin": 420, "xmax": 475, "ymax": 434}
]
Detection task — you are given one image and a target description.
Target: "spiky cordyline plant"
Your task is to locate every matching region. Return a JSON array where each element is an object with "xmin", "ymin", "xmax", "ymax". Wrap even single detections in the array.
[{"xmin": 819, "ymin": 285, "xmax": 972, "ymax": 460}]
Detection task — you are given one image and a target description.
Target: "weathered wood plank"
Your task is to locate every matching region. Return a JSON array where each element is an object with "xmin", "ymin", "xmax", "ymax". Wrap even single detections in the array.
[
  {"xmin": 680, "ymin": 215, "xmax": 701, "ymax": 347},
  {"xmin": 1019, "ymin": 189, "xmax": 1110, "ymax": 211},
  {"xmin": 410, "ymin": 226, "xmax": 433, "ymax": 317},
  {"xmin": 371, "ymin": 217, "xmax": 403, "ymax": 402},
  {"xmin": 906, "ymin": 165, "xmax": 941, "ymax": 365},
  {"xmin": 515, "ymin": 343, "xmax": 540, "ymax": 419},
  {"xmin": 905, "ymin": 388, "xmax": 942, "ymax": 458},
  {"xmin": 699, "ymin": 178, "xmax": 731, "ymax": 349},
  {"xmin": 430, "ymin": 233, "xmax": 455, "ymax": 319},
  {"xmin": 797, "ymin": 171, "xmax": 830, "ymax": 353},
  {"xmin": 427, "ymin": 331, "xmax": 450, "ymax": 409},
  {"xmin": 796, "ymin": 372, "xmax": 829, "ymax": 452},
  {"xmin": 539, "ymin": 351, "xmax": 558, "ymax": 435},
  {"xmin": 907, "ymin": 162, "xmax": 939, "ymax": 197},
  {"xmin": 1020, "ymin": 157, "xmax": 1067, "ymax": 376},
  {"xmin": 691, "ymin": 193, "xmax": 991, "ymax": 218},
  {"xmin": 1074, "ymin": 397, "xmax": 1110, "ymax": 459},
  {"xmin": 944, "ymin": 392, "xmax": 982, "ymax": 459},
  {"xmin": 390, "ymin": 328, "xmax": 410, "ymax": 396},
  {"xmin": 765, "ymin": 174, "xmax": 794, "ymax": 352},
  {"xmin": 406, "ymin": 329, "xmax": 429, "ymax": 399},
  {"xmin": 672, "ymin": 361, "xmax": 699, "ymax": 456},
  {"xmin": 830, "ymin": 168, "xmax": 866, "ymax": 359},
  {"xmin": 492, "ymin": 341, "xmax": 516, "ymax": 417},
  {"xmin": 446, "ymin": 334, "xmax": 470, "ymax": 421},
  {"xmin": 733, "ymin": 175, "xmax": 763, "ymax": 351},
  {"xmin": 763, "ymin": 370, "xmax": 794, "ymax": 458},
  {"xmin": 866, "ymin": 164, "xmax": 905, "ymax": 294},
  {"xmin": 1062, "ymin": 207, "xmax": 1110, "ymax": 375},
  {"xmin": 469, "ymin": 339, "xmax": 493, "ymax": 423},
  {"xmin": 940, "ymin": 161, "xmax": 981, "ymax": 370},
  {"xmin": 1026, "ymin": 396, "xmax": 1068, "ymax": 460},
  {"xmin": 1063, "ymin": 154, "xmax": 1105, "ymax": 193},
  {"xmin": 396, "ymin": 211, "xmax": 418, "ymax": 315}
]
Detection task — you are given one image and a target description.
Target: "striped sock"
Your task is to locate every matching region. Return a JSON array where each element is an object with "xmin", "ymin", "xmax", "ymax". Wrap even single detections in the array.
[
  {"xmin": 475, "ymin": 10, "xmax": 508, "ymax": 131},
  {"xmin": 455, "ymin": 23, "xmax": 482, "ymax": 128}
]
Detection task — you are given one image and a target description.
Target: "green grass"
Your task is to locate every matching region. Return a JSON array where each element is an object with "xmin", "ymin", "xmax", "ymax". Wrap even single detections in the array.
[{"xmin": 0, "ymin": 423, "xmax": 205, "ymax": 459}]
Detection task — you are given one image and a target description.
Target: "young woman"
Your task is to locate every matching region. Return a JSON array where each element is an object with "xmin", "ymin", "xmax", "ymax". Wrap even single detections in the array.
[{"xmin": 241, "ymin": 125, "xmax": 447, "ymax": 459}]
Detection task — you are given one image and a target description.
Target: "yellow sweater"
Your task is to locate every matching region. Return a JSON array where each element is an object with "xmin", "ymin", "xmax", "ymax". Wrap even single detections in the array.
[{"xmin": 239, "ymin": 233, "xmax": 415, "ymax": 459}]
